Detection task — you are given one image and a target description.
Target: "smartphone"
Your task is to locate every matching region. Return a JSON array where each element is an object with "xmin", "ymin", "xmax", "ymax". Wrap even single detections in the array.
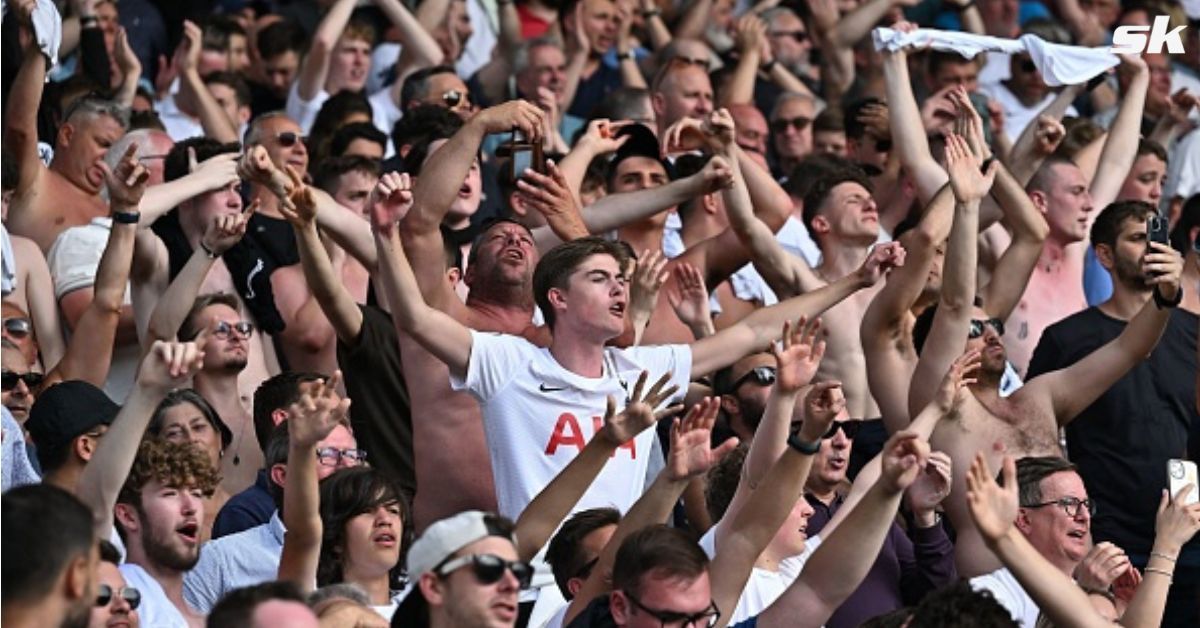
[
  {"xmin": 1168, "ymin": 459, "xmax": 1199, "ymax": 505},
  {"xmin": 1148, "ymin": 214, "xmax": 1170, "ymax": 246},
  {"xmin": 509, "ymin": 131, "xmax": 544, "ymax": 181}
]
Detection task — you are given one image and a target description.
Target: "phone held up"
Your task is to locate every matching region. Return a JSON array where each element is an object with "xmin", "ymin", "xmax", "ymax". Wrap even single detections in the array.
[
  {"xmin": 1148, "ymin": 213, "xmax": 1170, "ymax": 246},
  {"xmin": 1168, "ymin": 459, "xmax": 1199, "ymax": 506},
  {"xmin": 509, "ymin": 130, "xmax": 544, "ymax": 181}
]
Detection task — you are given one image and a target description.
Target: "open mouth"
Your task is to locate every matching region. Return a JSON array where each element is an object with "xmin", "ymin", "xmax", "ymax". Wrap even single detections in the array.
[
  {"xmin": 827, "ymin": 457, "xmax": 846, "ymax": 471},
  {"xmin": 1066, "ymin": 529, "xmax": 1087, "ymax": 540},
  {"xmin": 609, "ymin": 302, "xmax": 626, "ymax": 317},
  {"xmin": 373, "ymin": 531, "xmax": 397, "ymax": 547},
  {"xmin": 458, "ymin": 183, "xmax": 473, "ymax": 198},
  {"xmin": 176, "ymin": 521, "xmax": 200, "ymax": 545}
]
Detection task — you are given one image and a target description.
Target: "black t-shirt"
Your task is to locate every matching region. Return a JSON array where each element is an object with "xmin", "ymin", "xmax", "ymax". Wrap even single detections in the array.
[
  {"xmin": 565, "ymin": 595, "xmax": 617, "ymax": 628},
  {"xmin": 1027, "ymin": 306, "xmax": 1199, "ymax": 556},
  {"xmin": 337, "ymin": 304, "xmax": 415, "ymax": 497}
]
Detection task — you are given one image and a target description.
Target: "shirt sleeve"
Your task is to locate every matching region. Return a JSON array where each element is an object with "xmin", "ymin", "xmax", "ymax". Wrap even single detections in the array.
[
  {"xmin": 450, "ymin": 330, "xmax": 530, "ymax": 402},
  {"xmin": 182, "ymin": 549, "xmax": 224, "ymax": 613},
  {"xmin": 1025, "ymin": 322, "xmax": 1063, "ymax": 380},
  {"xmin": 46, "ymin": 225, "xmax": 106, "ymax": 298},
  {"xmin": 623, "ymin": 344, "xmax": 693, "ymax": 402},
  {"xmin": 286, "ymin": 82, "xmax": 331, "ymax": 134},
  {"xmin": 900, "ymin": 520, "xmax": 958, "ymax": 604}
]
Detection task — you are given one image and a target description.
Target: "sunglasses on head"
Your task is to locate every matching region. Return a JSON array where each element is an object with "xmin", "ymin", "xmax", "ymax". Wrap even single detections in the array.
[
  {"xmin": 968, "ymin": 318, "xmax": 1005, "ymax": 339},
  {"xmin": 276, "ymin": 132, "xmax": 308, "ymax": 147},
  {"xmin": 771, "ymin": 116, "xmax": 812, "ymax": 133},
  {"xmin": 1, "ymin": 371, "xmax": 44, "ymax": 391},
  {"xmin": 212, "ymin": 320, "xmax": 255, "ymax": 340},
  {"xmin": 731, "ymin": 366, "xmax": 776, "ymax": 390},
  {"xmin": 437, "ymin": 553, "xmax": 534, "ymax": 588},
  {"xmin": 793, "ymin": 420, "xmax": 861, "ymax": 441},
  {"xmin": 95, "ymin": 584, "xmax": 141, "ymax": 610},
  {"xmin": 3, "ymin": 317, "xmax": 32, "ymax": 339}
]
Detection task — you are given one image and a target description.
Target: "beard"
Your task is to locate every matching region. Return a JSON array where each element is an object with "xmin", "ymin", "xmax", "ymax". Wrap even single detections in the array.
[
  {"xmin": 61, "ymin": 596, "xmax": 92, "ymax": 628},
  {"xmin": 143, "ymin": 522, "xmax": 201, "ymax": 572},
  {"xmin": 1113, "ymin": 253, "xmax": 1153, "ymax": 291}
]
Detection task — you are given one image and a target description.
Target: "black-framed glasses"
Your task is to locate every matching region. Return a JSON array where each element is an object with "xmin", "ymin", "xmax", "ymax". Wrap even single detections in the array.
[
  {"xmin": 731, "ymin": 366, "xmax": 776, "ymax": 391},
  {"xmin": 1, "ymin": 371, "xmax": 44, "ymax": 392},
  {"xmin": 276, "ymin": 132, "xmax": 308, "ymax": 147},
  {"xmin": 792, "ymin": 420, "xmax": 861, "ymax": 441},
  {"xmin": 770, "ymin": 30, "xmax": 808, "ymax": 43},
  {"xmin": 442, "ymin": 89, "xmax": 467, "ymax": 108},
  {"xmin": 1022, "ymin": 496, "xmax": 1096, "ymax": 518},
  {"xmin": 315, "ymin": 447, "xmax": 368, "ymax": 467},
  {"xmin": 623, "ymin": 591, "xmax": 721, "ymax": 628},
  {"xmin": 212, "ymin": 320, "xmax": 255, "ymax": 340},
  {"xmin": 437, "ymin": 553, "xmax": 534, "ymax": 589},
  {"xmin": 3, "ymin": 317, "xmax": 32, "ymax": 339},
  {"xmin": 770, "ymin": 116, "xmax": 812, "ymax": 133},
  {"xmin": 96, "ymin": 583, "xmax": 141, "ymax": 609},
  {"xmin": 968, "ymin": 318, "xmax": 1005, "ymax": 339}
]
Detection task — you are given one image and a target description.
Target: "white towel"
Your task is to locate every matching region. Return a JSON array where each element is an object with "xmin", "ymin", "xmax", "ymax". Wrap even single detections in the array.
[
  {"xmin": 1, "ymin": 223, "xmax": 15, "ymax": 297},
  {"xmin": 1, "ymin": 0, "xmax": 63, "ymax": 73},
  {"xmin": 873, "ymin": 27, "xmax": 1119, "ymax": 87}
]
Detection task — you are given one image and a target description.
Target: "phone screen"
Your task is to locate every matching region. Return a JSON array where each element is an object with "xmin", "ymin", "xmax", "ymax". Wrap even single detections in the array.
[{"xmin": 512, "ymin": 148, "xmax": 533, "ymax": 180}]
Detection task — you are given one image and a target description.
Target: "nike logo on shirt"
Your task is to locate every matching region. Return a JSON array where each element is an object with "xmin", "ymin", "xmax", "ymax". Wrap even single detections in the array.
[{"xmin": 539, "ymin": 383, "xmax": 568, "ymax": 393}]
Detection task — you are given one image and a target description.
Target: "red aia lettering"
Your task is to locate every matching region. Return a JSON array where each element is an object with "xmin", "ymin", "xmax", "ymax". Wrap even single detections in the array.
[{"xmin": 544, "ymin": 413, "xmax": 637, "ymax": 458}]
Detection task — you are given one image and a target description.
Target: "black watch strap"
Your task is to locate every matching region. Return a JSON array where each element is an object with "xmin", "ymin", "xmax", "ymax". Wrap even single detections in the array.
[
  {"xmin": 112, "ymin": 211, "xmax": 141, "ymax": 225},
  {"xmin": 787, "ymin": 433, "xmax": 821, "ymax": 455},
  {"xmin": 1154, "ymin": 285, "xmax": 1182, "ymax": 309}
]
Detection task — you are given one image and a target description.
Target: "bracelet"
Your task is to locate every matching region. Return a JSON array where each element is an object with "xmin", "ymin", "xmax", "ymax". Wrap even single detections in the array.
[
  {"xmin": 617, "ymin": 50, "xmax": 635, "ymax": 61},
  {"xmin": 1153, "ymin": 285, "xmax": 1182, "ymax": 309},
  {"xmin": 80, "ymin": 15, "xmax": 99, "ymax": 27},
  {"xmin": 198, "ymin": 241, "xmax": 220, "ymax": 259},
  {"xmin": 1143, "ymin": 567, "xmax": 1173, "ymax": 582},
  {"xmin": 1150, "ymin": 551, "xmax": 1178, "ymax": 562},
  {"xmin": 640, "ymin": 8, "xmax": 662, "ymax": 17},
  {"xmin": 111, "ymin": 211, "xmax": 140, "ymax": 225},
  {"xmin": 787, "ymin": 432, "xmax": 821, "ymax": 455},
  {"xmin": 761, "ymin": 59, "xmax": 778, "ymax": 73}
]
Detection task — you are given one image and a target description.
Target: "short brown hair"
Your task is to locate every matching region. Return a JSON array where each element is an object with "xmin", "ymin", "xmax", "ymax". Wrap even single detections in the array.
[
  {"xmin": 533, "ymin": 237, "xmax": 631, "ymax": 330},
  {"xmin": 704, "ymin": 443, "xmax": 749, "ymax": 523},
  {"xmin": 116, "ymin": 440, "xmax": 221, "ymax": 512},
  {"xmin": 1016, "ymin": 456, "xmax": 1077, "ymax": 507},
  {"xmin": 612, "ymin": 525, "xmax": 709, "ymax": 597},
  {"xmin": 179, "ymin": 293, "xmax": 242, "ymax": 341}
]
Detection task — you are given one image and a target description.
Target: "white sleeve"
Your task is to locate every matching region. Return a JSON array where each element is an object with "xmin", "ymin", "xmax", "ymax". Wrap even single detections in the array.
[
  {"xmin": 450, "ymin": 330, "xmax": 531, "ymax": 402},
  {"xmin": 622, "ymin": 344, "xmax": 693, "ymax": 401},
  {"xmin": 46, "ymin": 225, "xmax": 105, "ymax": 298},
  {"xmin": 286, "ymin": 82, "xmax": 331, "ymax": 134}
]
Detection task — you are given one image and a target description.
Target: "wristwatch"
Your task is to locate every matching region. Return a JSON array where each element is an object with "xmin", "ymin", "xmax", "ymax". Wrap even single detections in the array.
[
  {"xmin": 761, "ymin": 59, "xmax": 778, "ymax": 73},
  {"xmin": 112, "ymin": 211, "xmax": 140, "ymax": 225},
  {"xmin": 1154, "ymin": 285, "xmax": 1182, "ymax": 310},
  {"xmin": 617, "ymin": 50, "xmax": 635, "ymax": 61},
  {"xmin": 787, "ymin": 432, "xmax": 821, "ymax": 455}
]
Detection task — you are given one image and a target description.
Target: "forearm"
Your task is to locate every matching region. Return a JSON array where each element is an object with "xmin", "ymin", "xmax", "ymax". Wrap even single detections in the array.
[
  {"xmin": 674, "ymin": 0, "xmax": 714, "ymax": 41},
  {"xmin": 25, "ymin": 255, "xmax": 66, "ymax": 368},
  {"xmin": 883, "ymin": 53, "xmax": 947, "ymax": 202},
  {"xmin": 376, "ymin": 0, "xmax": 444, "ymax": 67},
  {"xmin": 744, "ymin": 389, "xmax": 799, "ymax": 489},
  {"xmin": 959, "ymin": 6, "xmax": 985, "ymax": 34},
  {"xmin": 77, "ymin": 384, "xmax": 162, "ymax": 538},
  {"xmin": 299, "ymin": 0, "xmax": 357, "ymax": 98},
  {"xmin": 141, "ymin": 174, "xmax": 226, "ymax": 224},
  {"xmin": 4, "ymin": 42, "xmax": 49, "ymax": 177},
  {"xmin": 414, "ymin": 0, "xmax": 451, "ymax": 32},
  {"xmin": 561, "ymin": 51, "xmax": 588, "ymax": 116},
  {"xmin": 831, "ymin": 0, "xmax": 898, "ymax": 48},
  {"xmin": 314, "ymin": 189, "xmax": 377, "ymax": 270},
  {"xmin": 516, "ymin": 436, "xmax": 620, "ymax": 562},
  {"xmin": 736, "ymin": 144, "xmax": 792, "ymax": 232},
  {"xmin": 580, "ymin": 175, "xmax": 703, "ymax": 233},
  {"xmin": 146, "ymin": 248, "xmax": 215, "ymax": 343},
  {"xmin": 988, "ymin": 530, "xmax": 1111, "ymax": 628},
  {"xmin": 278, "ymin": 442, "xmax": 323, "ymax": 592},
  {"xmin": 1092, "ymin": 72, "xmax": 1150, "ymax": 209},
  {"xmin": 408, "ymin": 122, "xmax": 488, "ymax": 233},
  {"xmin": 1008, "ymin": 86, "xmax": 1080, "ymax": 185},
  {"xmin": 180, "ymin": 69, "xmax": 239, "ymax": 144},
  {"xmin": 1118, "ymin": 543, "xmax": 1178, "ymax": 627},
  {"xmin": 644, "ymin": 14, "xmax": 672, "ymax": 50},
  {"xmin": 618, "ymin": 54, "xmax": 647, "ymax": 89},
  {"xmin": 721, "ymin": 50, "xmax": 760, "ymax": 107},
  {"xmin": 723, "ymin": 156, "xmax": 812, "ymax": 296},
  {"xmin": 296, "ymin": 222, "xmax": 363, "ymax": 343}
]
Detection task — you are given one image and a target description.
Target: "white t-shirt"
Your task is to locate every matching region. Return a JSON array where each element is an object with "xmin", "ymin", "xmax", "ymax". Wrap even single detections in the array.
[
  {"xmin": 696, "ymin": 527, "xmax": 821, "ymax": 623},
  {"xmin": 981, "ymin": 82, "xmax": 1078, "ymax": 143},
  {"xmin": 119, "ymin": 563, "xmax": 190, "ymax": 628},
  {"xmin": 970, "ymin": 567, "xmax": 1040, "ymax": 627},
  {"xmin": 450, "ymin": 331, "xmax": 692, "ymax": 520}
]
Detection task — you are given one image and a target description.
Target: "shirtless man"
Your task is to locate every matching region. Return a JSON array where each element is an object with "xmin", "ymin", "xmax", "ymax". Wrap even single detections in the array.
[
  {"xmin": 4, "ymin": 0, "xmax": 128, "ymax": 250},
  {"xmin": 907, "ymin": 133, "xmax": 1183, "ymax": 578}
]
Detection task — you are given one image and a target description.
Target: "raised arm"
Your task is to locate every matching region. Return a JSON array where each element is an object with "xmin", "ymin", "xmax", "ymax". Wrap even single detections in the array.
[
  {"xmin": 829, "ymin": 0, "xmax": 906, "ymax": 48},
  {"xmin": 1119, "ymin": 486, "xmax": 1200, "ymax": 628},
  {"xmin": 755, "ymin": 431, "xmax": 929, "ymax": 628},
  {"xmin": 372, "ymin": 172, "xmax": 474, "ymax": 379},
  {"xmin": 3, "ymin": 4, "xmax": 49, "ymax": 225},
  {"xmin": 1026, "ymin": 242, "xmax": 1181, "ymax": 424},
  {"xmin": 277, "ymin": 373, "xmax": 352, "ymax": 593},
  {"xmin": 1007, "ymin": 89, "xmax": 1078, "ymax": 186},
  {"xmin": 77, "ymin": 337, "xmax": 206, "ymax": 539},
  {"xmin": 176, "ymin": 21, "xmax": 239, "ymax": 144},
  {"xmin": 469, "ymin": 1, "xmax": 521, "ymax": 106},
  {"xmin": 1091, "ymin": 55, "xmax": 1151, "ymax": 211},
  {"xmin": 296, "ymin": 0, "xmax": 358, "ymax": 101},
  {"xmin": 691, "ymin": 242, "xmax": 904, "ymax": 378},
  {"xmin": 11, "ymin": 236, "xmax": 67, "ymax": 369},
  {"xmin": 515, "ymin": 372, "xmax": 681, "ymax": 560},
  {"xmin": 982, "ymin": 161, "xmax": 1048, "ymax": 321},
  {"xmin": 111, "ymin": 28, "xmax": 142, "ymax": 108},
  {"xmin": 908, "ymin": 134, "xmax": 995, "ymax": 417},
  {"xmin": 625, "ymin": 251, "xmax": 669, "ymax": 345},
  {"xmin": 138, "ymin": 152, "xmax": 241, "ymax": 226},
  {"xmin": 721, "ymin": 16, "xmax": 767, "ymax": 107},
  {"xmin": 882, "ymin": 36, "xmax": 949, "ymax": 203}
]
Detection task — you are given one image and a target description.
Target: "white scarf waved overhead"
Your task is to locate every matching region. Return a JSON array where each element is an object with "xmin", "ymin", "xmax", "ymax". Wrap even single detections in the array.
[
  {"xmin": 1, "ymin": 0, "xmax": 63, "ymax": 74},
  {"xmin": 872, "ymin": 27, "xmax": 1120, "ymax": 87}
]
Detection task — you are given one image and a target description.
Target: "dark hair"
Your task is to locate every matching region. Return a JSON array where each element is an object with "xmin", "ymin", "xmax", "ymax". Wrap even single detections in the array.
[
  {"xmin": 330, "ymin": 122, "xmax": 388, "ymax": 158},
  {"xmin": 253, "ymin": 371, "xmax": 328, "ymax": 453},
  {"xmin": 1169, "ymin": 194, "xmax": 1200, "ymax": 255},
  {"xmin": 906, "ymin": 581, "xmax": 1017, "ymax": 627},
  {"xmin": 588, "ymin": 87, "xmax": 652, "ymax": 122},
  {"xmin": 129, "ymin": 109, "xmax": 167, "ymax": 132},
  {"xmin": 257, "ymin": 19, "xmax": 306, "ymax": 60},
  {"xmin": 317, "ymin": 467, "xmax": 413, "ymax": 590},
  {"xmin": 204, "ymin": 71, "xmax": 251, "ymax": 108},
  {"xmin": 1016, "ymin": 456, "xmax": 1078, "ymax": 507},
  {"xmin": 1090, "ymin": 200, "xmax": 1157, "ymax": 250},
  {"xmin": 704, "ymin": 443, "xmax": 750, "ymax": 523},
  {"xmin": 179, "ymin": 293, "xmax": 242, "ymax": 342},
  {"xmin": 813, "ymin": 107, "xmax": 845, "ymax": 134},
  {"xmin": 390, "ymin": 105, "xmax": 463, "ymax": 157},
  {"xmin": 611, "ymin": 525, "xmax": 709, "ymax": 597},
  {"xmin": 927, "ymin": 50, "xmax": 978, "ymax": 80},
  {"xmin": 533, "ymin": 237, "xmax": 631, "ymax": 330},
  {"xmin": 314, "ymin": 154, "xmax": 382, "ymax": 195},
  {"xmin": 465, "ymin": 218, "xmax": 536, "ymax": 269},
  {"xmin": 404, "ymin": 125, "xmax": 468, "ymax": 177},
  {"xmin": 844, "ymin": 98, "xmax": 884, "ymax": 141},
  {"xmin": 911, "ymin": 296, "xmax": 985, "ymax": 355},
  {"xmin": 309, "ymin": 91, "xmax": 374, "ymax": 172},
  {"xmin": 98, "ymin": 539, "xmax": 123, "ymax": 565},
  {"xmin": 164, "ymin": 138, "xmax": 241, "ymax": 183},
  {"xmin": 1136, "ymin": 138, "xmax": 1168, "ymax": 163},
  {"xmin": 207, "ymin": 581, "xmax": 309, "ymax": 628},
  {"xmin": 1056, "ymin": 117, "xmax": 1104, "ymax": 159},
  {"xmin": 2, "ymin": 150, "xmax": 17, "ymax": 191},
  {"xmin": 1025, "ymin": 155, "xmax": 1077, "ymax": 196},
  {"xmin": 264, "ymin": 421, "xmax": 293, "ymax": 510},
  {"xmin": 148, "ymin": 388, "xmax": 232, "ymax": 450},
  {"xmin": 1, "ymin": 484, "xmax": 95, "ymax": 604},
  {"xmin": 783, "ymin": 153, "xmax": 848, "ymax": 201},
  {"xmin": 400, "ymin": 65, "xmax": 458, "ymax": 111},
  {"xmin": 545, "ymin": 508, "xmax": 621, "ymax": 598},
  {"xmin": 802, "ymin": 166, "xmax": 873, "ymax": 244},
  {"xmin": 202, "ymin": 15, "xmax": 247, "ymax": 52}
]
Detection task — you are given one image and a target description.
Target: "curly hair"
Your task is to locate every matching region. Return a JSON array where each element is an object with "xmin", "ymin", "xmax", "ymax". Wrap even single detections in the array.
[
  {"xmin": 317, "ymin": 467, "xmax": 413, "ymax": 591},
  {"xmin": 116, "ymin": 439, "xmax": 220, "ymax": 510}
]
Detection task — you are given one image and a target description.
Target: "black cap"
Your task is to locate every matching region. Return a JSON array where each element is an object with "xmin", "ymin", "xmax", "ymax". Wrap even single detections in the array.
[
  {"xmin": 609, "ymin": 123, "xmax": 674, "ymax": 181},
  {"xmin": 26, "ymin": 381, "xmax": 121, "ymax": 468}
]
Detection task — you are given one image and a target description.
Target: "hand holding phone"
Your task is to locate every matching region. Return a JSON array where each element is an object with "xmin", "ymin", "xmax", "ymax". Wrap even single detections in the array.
[
  {"xmin": 1148, "ymin": 214, "xmax": 1170, "ymax": 246},
  {"xmin": 1168, "ymin": 459, "xmax": 1199, "ymax": 506}
]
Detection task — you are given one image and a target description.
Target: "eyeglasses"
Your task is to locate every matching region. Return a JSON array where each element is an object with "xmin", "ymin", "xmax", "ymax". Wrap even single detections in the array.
[
  {"xmin": 212, "ymin": 320, "xmax": 255, "ymax": 340},
  {"xmin": 276, "ymin": 132, "xmax": 308, "ymax": 147},
  {"xmin": 731, "ymin": 366, "xmax": 776, "ymax": 391},
  {"xmin": 623, "ymin": 591, "xmax": 721, "ymax": 628},
  {"xmin": 442, "ymin": 89, "xmax": 468, "ymax": 108},
  {"xmin": 315, "ymin": 447, "xmax": 368, "ymax": 467},
  {"xmin": 792, "ymin": 420, "xmax": 861, "ymax": 441},
  {"xmin": 95, "ymin": 584, "xmax": 141, "ymax": 610},
  {"xmin": 3, "ymin": 317, "xmax": 32, "ymax": 339},
  {"xmin": 968, "ymin": 318, "xmax": 1005, "ymax": 339},
  {"xmin": 770, "ymin": 30, "xmax": 808, "ymax": 43},
  {"xmin": 437, "ymin": 554, "xmax": 534, "ymax": 589},
  {"xmin": 1022, "ymin": 496, "xmax": 1096, "ymax": 518},
  {"xmin": 1, "ymin": 371, "xmax": 44, "ymax": 392},
  {"xmin": 770, "ymin": 116, "xmax": 812, "ymax": 133}
]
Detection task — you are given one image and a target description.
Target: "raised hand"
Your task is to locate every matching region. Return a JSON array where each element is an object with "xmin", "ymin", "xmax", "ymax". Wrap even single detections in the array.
[
  {"xmin": 880, "ymin": 430, "xmax": 930, "ymax": 494},
  {"xmin": 287, "ymin": 371, "xmax": 352, "ymax": 449},
  {"xmin": 628, "ymin": 249, "xmax": 669, "ymax": 325},
  {"xmin": 567, "ymin": 0, "xmax": 591, "ymax": 55},
  {"xmin": 920, "ymin": 85, "xmax": 958, "ymax": 135},
  {"xmin": 136, "ymin": 332, "xmax": 208, "ymax": 393},
  {"xmin": 472, "ymin": 100, "xmax": 546, "ymax": 143},
  {"xmin": 201, "ymin": 201, "xmax": 257, "ymax": 255},
  {"xmin": 516, "ymin": 161, "xmax": 579, "ymax": 220},
  {"xmin": 800, "ymin": 381, "xmax": 844, "ymax": 440},
  {"xmin": 662, "ymin": 117, "xmax": 708, "ymax": 154},
  {"xmin": 733, "ymin": 14, "xmax": 767, "ymax": 57},
  {"xmin": 280, "ymin": 165, "xmax": 316, "ymax": 226},
  {"xmin": 1143, "ymin": 241, "xmax": 1184, "ymax": 294},
  {"xmin": 189, "ymin": 149, "xmax": 241, "ymax": 191},
  {"xmin": 1154, "ymin": 484, "xmax": 1200, "ymax": 555},
  {"xmin": 177, "ymin": 20, "xmax": 203, "ymax": 77},
  {"xmin": 113, "ymin": 27, "xmax": 142, "ymax": 82},
  {"xmin": 666, "ymin": 397, "xmax": 740, "ymax": 481},
  {"xmin": 948, "ymin": 86, "xmax": 989, "ymax": 159},
  {"xmin": 1112, "ymin": 565, "xmax": 1142, "ymax": 607},
  {"xmin": 857, "ymin": 241, "xmax": 906, "ymax": 286},
  {"xmin": 104, "ymin": 144, "xmax": 152, "ymax": 210},
  {"xmin": 1074, "ymin": 542, "xmax": 1132, "ymax": 592},
  {"xmin": 858, "ymin": 103, "xmax": 892, "ymax": 145},
  {"xmin": 369, "ymin": 172, "xmax": 415, "ymax": 236},
  {"xmin": 600, "ymin": 371, "xmax": 682, "ymax": 446},
  {"xmin": 1032, "ymin": 115, "xmax": 1066, "ymax": 156},
  {"xmin": 966, "ymin": 451, "xmax": 1019, "ymax": 544},
  {"xmin": 935, "ymin": 348, "xmax": 981, "ymax": 413},
  {"xmin": 666, "ymin": 263, "xmax": 713, "ymax": 334},
  {"xmin": 945, "ymin": 133, "xmax": 996, "ymax": 204},
  {"xmin": 238, "ymin": 145, "xmax": 289, "ymax": 197},
  {"xmin": 771, "ymin": 316, "xmax": 825, "ymax": 394},
  {"xmin": 577, "ymin": 118, "xmax": 633, "ymax": 155},
  {"xmin": 906, "ymin": 450, "xmax": 952, "ymax": 520},
  {"xmin": 703, "ymin": 109, "xmax": 737, "ymax": 151}
]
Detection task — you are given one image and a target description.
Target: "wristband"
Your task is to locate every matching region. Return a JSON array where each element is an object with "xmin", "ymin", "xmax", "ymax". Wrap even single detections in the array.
[
  {"xmin": 80, "ymin": 15, "xmax": 99, "ymax": 28},
  {"xmin": 1153, "ymin": 285, "xmax": 1182, "ymax": 309},
  {"xmin": 112, "ymin": 211, "xmax": 140, "ymax": 225},
  {"xmin": 761, "ymin": 59, "xmax": 778, "ymax": 73},
  {"xmin": 617, "ymin": 50, "xmax": 635, "ymax": 61},
  {"xmin": 1150, "ymin": 551, "xmax": 1178, "ymax": 562},
  {"xmin": 640, "ymin": 8, "xmax": 662, "ymax": 17},
  {"xmin": 787, "ymin": 432, "xmax": 821, "ymax": 455},
  {"xmin": 198, "ymin": 241, "xmax": 220, "ymax": 259}
]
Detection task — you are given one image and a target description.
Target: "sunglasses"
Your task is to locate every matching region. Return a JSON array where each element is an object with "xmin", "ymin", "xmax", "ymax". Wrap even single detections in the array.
[
  {"xmin": 771, "ymin": 116, "xmax": 812, "ymax": 133},
  {"xmin": 793, "ymin": 420, "xmax": 861, "ymax": 441},
  {"xmin": 624, "ymin": 591, "xmax": 721, "ymax": 628},
  {"xmin": 437, "ymin": 553, "xmax": 534, "ymax": 588},
  {"xmin": 1, "ymin": 371, "xmax": 44, "ymax": 392},
  {"xmin": 315, "ymin": 447, "xmax": 368, "ymax": 467},
  {"xmin": 96, "ymin": 584, "xmax": 141, "ymax": 610},
  {"xmin": 770, "ymin": 30, "xmax": 808, "ymax": 43},
  {"xmin": 212, "ymin": 320, "xmax": 255, "ymax": 340},
  {"xmin": 442, "ymin": 89, "xmax": 468, "ymax": 108},
  {"xmin": 3, "ymin": 317, "xmax": 32, "ymax": 339},
  {"xmin": 731, "ymin": 366, "xmax": 776, "ymax": 391},
  {"xmin": 968, "ymin": 318, "xmax": 1005, "ymax": 339},
  {"xmin": 276, "ymin": 132, "xmax": 308, "ymax": 147}
]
